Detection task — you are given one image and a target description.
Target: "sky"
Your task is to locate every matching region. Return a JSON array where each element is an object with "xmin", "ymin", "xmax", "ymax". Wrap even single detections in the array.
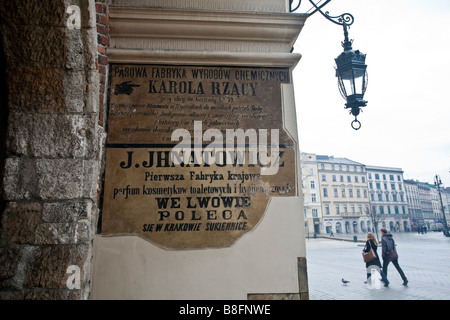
[{"xmin": 292, "ymin": 0, "xmax": 450, "ymax": 188}]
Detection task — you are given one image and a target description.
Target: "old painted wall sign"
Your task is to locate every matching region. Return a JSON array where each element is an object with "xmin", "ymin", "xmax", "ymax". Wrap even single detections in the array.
[{"xmin": 102, "ymin": 64, "xmax": 297, "ymax": 249}]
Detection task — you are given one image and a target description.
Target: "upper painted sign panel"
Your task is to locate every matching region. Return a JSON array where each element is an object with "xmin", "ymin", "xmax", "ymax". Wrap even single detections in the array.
[{"xmin": 107, "ymin": 65, "xmax": 293, "ymax": 145}]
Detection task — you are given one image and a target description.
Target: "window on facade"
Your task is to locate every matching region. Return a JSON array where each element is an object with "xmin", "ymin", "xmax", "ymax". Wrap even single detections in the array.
[
  {"xmin": 368, "ymin": 173, "xmax": 372, "ymax": 179},
  {"xmin": 376, "ymin": 183, "xmax": 381, "ymax": 190},
  {"xmin": 355, "ymin": 176, "xmax": 359, "ymax": 183},
  {"xmin": 312, "ymin": 209, "xmax": 318, "ymax": 217},
  {"xmin": 349, "ymin": 189, "xmax": 353, "ymax": 197},
  {"xmin": 325, "ymin": 205, "xmax": 330, "ymax": 215},
  {"xmin": 393, "ymin": 194, "xmax": 397, "ymax": 202},
  {"xmin": 320, "ymin": 164, "xmax": 325, "ymax": 170},
  {"xmin": 310, "ymin": 181, "xmax": 315, "ymax": 189},
  {"xmin": 332, "ymin": 175, "xmax": 336, "ymax": 182},
  {"xmin": 389, "ymin": 175, "xmax": 394, "ymax": 181},
  {"xmin": 340, "ymin": 175, "xmax": 344, "ymax": 182},
  {"xmin": 321, "ymin": 174, "xmax": 326, "ymax": 181},
  {"xmin": 382, "ymin": 174, "xmax": 386, "ymax": 180},
  {"xmin": 380, "ymin": 206, "xmax": 384, "ymax": 214},
  {"xmin": 343, "ymin": 205, "xmax": 348, "ymax": 213},
  {"xmin": 362, "ymin": 176, "xmax": 366, "ymax": 183},
  {"xmin": 378, "ymin": 194, "xmax": 382, "ymax": 201},
  {"xmin": 351, "ymin": 205, "xmax": 355, "ymax": 213},
  {"xmin": 394, "ymin": 206, "xmax": 399, "ymax": 214},
  {"xmin": 375, "ymin": 174, "xmax": 380, "ymax": 180},
  {"xmin": 311, "ymin": 194, "xmax": 317, "ymax": 203},
  {"xmin": 347, "ymin": 176, "xmax": 351, "ymax": 182},
  {"xmin": 335, "ymin": 205, "xmax": 340, "ymax": 214},
  {"xmin": 364, "ymin": 190, "xmax": 368, "ymax": 198},
  {"xmin": 391, "ymin": 183, "xmax": 396, "ymax": 190},
  {"xmin": 357, "ymin": 189, "xmax": 361, "ymax": 198},
  {"xmin": 371, "ymin": 194, "xmax": 375, "ymax": 201},
  {"xmin": 385, "ymin": 194, "xmax": 389, "ymax": 201},
  {"xmin": 323, "ymin": 188, "xmax": 328, "ymax": 197},
  {"xmin": 334, "ymin": 188, "xmax": 338, "ymax": 197},
  {"xmin": 341, "ymin": 189, "xmax": 346, "ymax": 197}
]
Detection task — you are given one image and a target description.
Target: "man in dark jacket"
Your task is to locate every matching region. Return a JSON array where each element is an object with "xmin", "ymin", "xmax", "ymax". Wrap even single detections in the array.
[{"xmin": 381, "ymin": 228, "xmax": 408, "ymax": 286}]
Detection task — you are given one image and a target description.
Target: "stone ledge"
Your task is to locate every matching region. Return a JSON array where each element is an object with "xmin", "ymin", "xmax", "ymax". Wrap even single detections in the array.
[
  {"xmin": 108, "ymin": 49, "xmax": 302, "ymax": 68},
  {"xmin": 109, "ymin": 7, "xmax": 307, "ymax": 53}
]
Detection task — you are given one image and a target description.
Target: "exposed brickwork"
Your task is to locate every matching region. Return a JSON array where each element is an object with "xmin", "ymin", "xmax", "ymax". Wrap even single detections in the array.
[{"xmin": 95, "ymin": 0, "xmax": 112, "ymax": 127}]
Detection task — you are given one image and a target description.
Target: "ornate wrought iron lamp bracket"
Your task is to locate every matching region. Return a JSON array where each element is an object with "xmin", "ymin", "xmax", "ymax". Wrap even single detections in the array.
[{"xmin": 290, "ymin": 0, "xmax": 354, "ymax": 27}]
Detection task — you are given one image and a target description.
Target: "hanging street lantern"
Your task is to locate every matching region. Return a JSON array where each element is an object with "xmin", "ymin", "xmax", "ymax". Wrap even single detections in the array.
[
  {"xmin": 290, "ymin": 0, "xmax": 369, "ymax": 130},
  {"xmin": 335, "ymin": 24, "xmax": 368, "ymax": 130}
]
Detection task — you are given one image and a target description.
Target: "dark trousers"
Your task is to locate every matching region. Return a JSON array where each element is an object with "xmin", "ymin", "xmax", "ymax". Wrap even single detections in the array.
[{"xmin": 383, "ymin": 259, "xmax": 407, "ymax": 281}]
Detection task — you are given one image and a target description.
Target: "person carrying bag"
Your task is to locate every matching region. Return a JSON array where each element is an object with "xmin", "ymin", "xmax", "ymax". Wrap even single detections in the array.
[
  {"xmin": 363, "ymin": 232, "xmax": 390, "ymax": 287},
  {"xmin": 381, "ymin": 228, "xmax": 408, "ymax": 286}
]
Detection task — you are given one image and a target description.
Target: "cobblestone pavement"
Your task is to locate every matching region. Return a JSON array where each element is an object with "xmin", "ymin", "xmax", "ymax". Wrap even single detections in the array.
[{"xmin": 305, "ymin": 232, "xmax": 450, "ymax": 300}]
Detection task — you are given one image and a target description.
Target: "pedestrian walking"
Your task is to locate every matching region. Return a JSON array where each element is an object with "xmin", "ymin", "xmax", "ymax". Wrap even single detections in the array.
[
  {"xmin": 380, "ymin": 228, "xmax": 408, "ymax": 286},
  {"xmin": 363, "ymin": 232, "xmax": 389, "ymax": 287}
]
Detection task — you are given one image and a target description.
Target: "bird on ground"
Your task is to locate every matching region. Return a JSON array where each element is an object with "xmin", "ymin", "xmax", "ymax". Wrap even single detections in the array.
[{"xmin": 342, "ymin": 278, "xmax": 350, "ymax": 285}]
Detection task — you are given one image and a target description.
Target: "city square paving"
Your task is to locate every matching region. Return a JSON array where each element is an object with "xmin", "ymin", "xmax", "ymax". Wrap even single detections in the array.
[{"xmin": 305, "ymin": 232, "xmax": 450, "ymax": 300}]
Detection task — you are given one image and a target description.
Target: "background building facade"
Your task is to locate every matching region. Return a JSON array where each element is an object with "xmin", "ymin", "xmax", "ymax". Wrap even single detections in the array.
[
  {"xmin": 442, "ymin": 189, "xmax": 450, "ymax": 229},
  {"xmin": 430, "ymin": 184, "xmax": 443, "ymax": 229},
  {"xmin": 300, "ymin": 153, "xmax": 322, "ymax": 235},
  {"xmin": 405, "ymin": 179, "xmax": 422, "ymax": 230},
  {"xmin": 366, "ymin": 166, "xmax": 410, "ymax": 232},
  {"xmin": 418, "ymin": 182, "xmax": 434, "ymax": 229},
  {"xmin": 299, "ymin": 153, "xmax": 429, "ymax": 235},
  {"xmin": 315, "ymin": 154, "xmax": 370, "ymax": 234}
]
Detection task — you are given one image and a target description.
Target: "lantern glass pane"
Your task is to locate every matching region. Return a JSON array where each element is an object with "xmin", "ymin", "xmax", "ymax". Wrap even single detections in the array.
[
  {"xmin": 343, "ymin": 78, "xmax": 353, "ymax": 97},
  {"xmin": 353, "ymin": 68, "xmax": 366, "ymax": 95},
  {"xmin": 339, "ymin": 69, "xmax": 354, "ymax": 97}
]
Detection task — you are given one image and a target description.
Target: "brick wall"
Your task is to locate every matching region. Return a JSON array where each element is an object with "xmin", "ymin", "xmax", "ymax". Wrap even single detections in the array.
[{"xmin": 95, "ymin": 0, "xmax": 112, "ymax": 127}]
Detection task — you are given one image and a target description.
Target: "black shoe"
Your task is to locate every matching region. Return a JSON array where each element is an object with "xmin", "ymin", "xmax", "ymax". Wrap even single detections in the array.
[
  {"xmin": 402, "ymin": 280, "xmax": 408, "ymax": 286},
  {"xmin": 384, "ymin": 281, "xmax": 390, "ymax": 287}
]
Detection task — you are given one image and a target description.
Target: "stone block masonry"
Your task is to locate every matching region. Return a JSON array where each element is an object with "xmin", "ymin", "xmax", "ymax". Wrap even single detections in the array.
[{"xmin": 0, "ymin": 0, "xmax": 103, "ymax": 300}]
